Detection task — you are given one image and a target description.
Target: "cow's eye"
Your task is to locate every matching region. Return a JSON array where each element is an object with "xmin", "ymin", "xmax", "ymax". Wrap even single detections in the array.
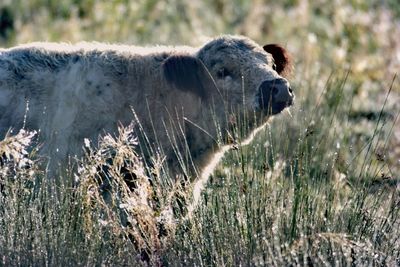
[
  {"xmin": 272, "ymin": 63, "xmax": 277, "ymax": 71},
  {"xmin": 217, "ymin": 68, "xmax": 231, "ymax": 79}
]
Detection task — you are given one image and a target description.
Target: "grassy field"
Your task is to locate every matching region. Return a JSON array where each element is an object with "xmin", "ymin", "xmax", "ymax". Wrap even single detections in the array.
[{"xmin": 0, "ymin": 0, "xmax": 399, "ymax": 266}]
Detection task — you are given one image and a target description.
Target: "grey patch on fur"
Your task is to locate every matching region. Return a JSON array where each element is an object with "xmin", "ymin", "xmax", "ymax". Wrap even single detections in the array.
[{"xmin": 163, "ymin": 54, "xmax": 216, "ymax": 99}]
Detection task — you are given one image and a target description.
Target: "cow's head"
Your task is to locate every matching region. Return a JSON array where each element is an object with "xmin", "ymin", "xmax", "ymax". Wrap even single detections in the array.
[{"xmin": 163, "ymin": 35, "xmax": 294, "ymax": 121}]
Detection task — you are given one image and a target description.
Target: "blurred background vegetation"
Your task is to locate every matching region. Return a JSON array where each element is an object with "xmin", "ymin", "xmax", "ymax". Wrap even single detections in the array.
[{"xmin": 0, "ymin": 0, "xmax": 399, "ymax": 265}]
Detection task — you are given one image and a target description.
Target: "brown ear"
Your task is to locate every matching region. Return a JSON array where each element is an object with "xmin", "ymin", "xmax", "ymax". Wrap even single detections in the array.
[
  {"xmin": 263, "ymin": 44, "xmax": 292, "ymax": 76},
  {"xmin": 163, "ymin": 54, "xmax": 215, "ymax": 99}
]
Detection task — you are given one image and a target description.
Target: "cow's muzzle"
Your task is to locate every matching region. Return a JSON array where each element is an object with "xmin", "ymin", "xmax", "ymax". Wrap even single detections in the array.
[{"xmin": 257, "ymin": 78, "xmax": 294, "ymax": 115}]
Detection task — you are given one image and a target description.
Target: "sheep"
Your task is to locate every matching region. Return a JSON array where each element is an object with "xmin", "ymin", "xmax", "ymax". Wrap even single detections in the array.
[{"xmin": 0, "ymin": 35, "xmax": 294, "ymax": 176}]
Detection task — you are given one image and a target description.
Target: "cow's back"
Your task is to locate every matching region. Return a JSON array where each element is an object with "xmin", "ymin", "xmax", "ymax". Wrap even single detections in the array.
[
  {"xmin": 0, "ymin": 44, "xmax": 140, "ymax": 164},
  {"xmin": 0, "ymin": 42, "xmax": 198, "ymax": 170}
]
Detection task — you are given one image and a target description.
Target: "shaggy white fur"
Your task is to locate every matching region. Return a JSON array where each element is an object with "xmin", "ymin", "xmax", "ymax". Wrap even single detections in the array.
[{"xmin": 0, "ymin": 35, "xmax": 293, "ymax": 175}]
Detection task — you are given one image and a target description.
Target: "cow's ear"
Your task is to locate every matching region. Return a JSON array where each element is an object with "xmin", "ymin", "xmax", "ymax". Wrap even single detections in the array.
[
  {"xmin": 263, "ymin": 44, "xmax": 292, "ymax": 76},
  {"xmin": 163, "ymin": 54, "xmax": 215, "ymax": 99}
]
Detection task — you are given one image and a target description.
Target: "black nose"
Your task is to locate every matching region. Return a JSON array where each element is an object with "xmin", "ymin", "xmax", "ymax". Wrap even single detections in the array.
[{"xmin": 258, "ymin": 78, "xmax": 294, "ymax": 114}]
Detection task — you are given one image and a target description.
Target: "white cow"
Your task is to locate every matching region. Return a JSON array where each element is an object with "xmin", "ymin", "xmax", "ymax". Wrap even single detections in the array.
[{"xmin": 0, "ymin": 35, "xmax": 293, "ymax": 175}]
